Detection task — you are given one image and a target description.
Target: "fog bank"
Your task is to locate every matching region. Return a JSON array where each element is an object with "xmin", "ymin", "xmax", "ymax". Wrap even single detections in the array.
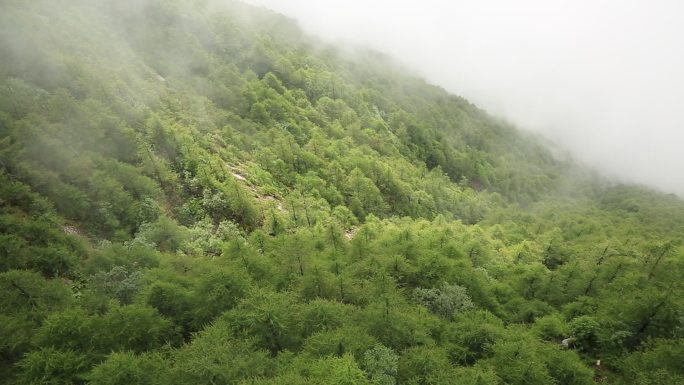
[{"xmin": 245, "ymin": 0, "xmax": 684, "ymax": 196}]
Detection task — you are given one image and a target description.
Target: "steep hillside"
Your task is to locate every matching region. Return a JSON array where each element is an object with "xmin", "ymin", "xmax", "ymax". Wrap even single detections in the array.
[{"xmin": 1, "ymin": 1, "xmax": 683, "ymax": 384}]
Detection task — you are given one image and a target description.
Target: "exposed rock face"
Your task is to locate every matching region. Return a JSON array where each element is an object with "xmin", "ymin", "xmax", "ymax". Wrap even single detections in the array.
[
  {"xmin": 561, "ymin": 337, "xmax": 576, "ymax": 349},
  {"xmin": 62, "ymin": 224, "xmax": 82, "ymax": 236}
]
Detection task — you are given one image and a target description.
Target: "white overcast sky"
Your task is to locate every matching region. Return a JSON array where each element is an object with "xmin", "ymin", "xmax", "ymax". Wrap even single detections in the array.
[{"xmin": 244, "ymin": 0, "xmax": 684, "ymax": 196}]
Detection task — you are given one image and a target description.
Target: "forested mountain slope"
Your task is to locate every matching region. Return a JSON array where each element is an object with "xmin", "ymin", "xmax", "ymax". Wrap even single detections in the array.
[{"xmin": 1, "ymin": 1, "xmax": 683, "ymax": 384}]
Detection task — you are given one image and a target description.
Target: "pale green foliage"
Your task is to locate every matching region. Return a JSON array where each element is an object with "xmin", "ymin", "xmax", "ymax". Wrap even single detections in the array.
[
  {"xmin": 182, "ymin": 218, "xmax": 244, "ymax": 255},
  {"xmin": 413, "ymin": 282, "xmax": 474, "ymax": 320},
  {"xmin": 362, "ymin": 344, "xmax": 399, "ymax": 385},
  {"xmin": 88, "ymin": 265, "xmax": 143, "ymax": 304}
]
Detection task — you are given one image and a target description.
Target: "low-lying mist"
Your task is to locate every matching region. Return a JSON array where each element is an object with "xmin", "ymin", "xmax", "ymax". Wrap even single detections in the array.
[{"xmin": 245, "ymin": 0, "xmax": 684, "ymax": 197}]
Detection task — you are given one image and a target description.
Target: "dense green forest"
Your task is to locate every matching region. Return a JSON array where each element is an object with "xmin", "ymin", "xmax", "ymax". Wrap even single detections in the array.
[{"xmin": 1, "ymin": 0, "xmax": 683, "ymax": 384}]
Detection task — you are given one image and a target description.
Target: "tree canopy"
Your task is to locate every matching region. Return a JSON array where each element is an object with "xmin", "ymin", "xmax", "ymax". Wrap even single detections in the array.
[{"xmin": 1, "ymin": 0, "xmax": 683, "ymax": 384}]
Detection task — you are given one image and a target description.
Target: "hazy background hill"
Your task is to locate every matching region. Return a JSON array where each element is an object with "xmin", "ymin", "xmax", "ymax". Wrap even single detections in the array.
[{"xmin": 243, "ymin": 0, "xmax": 684, "ymax": 198}]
